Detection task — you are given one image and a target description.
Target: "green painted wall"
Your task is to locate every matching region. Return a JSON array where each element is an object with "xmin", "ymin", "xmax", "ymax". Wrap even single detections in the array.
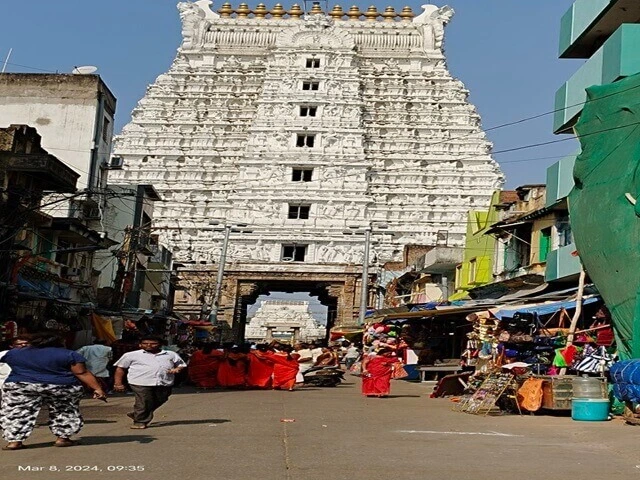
[{"xmin": 452, "ymin": 191, "xmax": 503, "ymax": 298}]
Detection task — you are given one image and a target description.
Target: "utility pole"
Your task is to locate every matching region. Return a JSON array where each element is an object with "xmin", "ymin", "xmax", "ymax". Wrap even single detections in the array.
[
  {"xmin": 358, "ymin": 226, "xmax": 372, "ymax": 326},
  {"xmin": 112, "ymin": 226, "xmax": 137, "ymax": 310}
]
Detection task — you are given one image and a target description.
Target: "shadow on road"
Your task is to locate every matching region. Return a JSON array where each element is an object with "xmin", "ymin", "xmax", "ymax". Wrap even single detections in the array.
[
  {"xmin": 150, "ymin": 418, "xmax": 231, "ymax": 427},
  {"xmin": 84, "ymin": 419, "xmax": 118, "ymax": 424},
  {"xmin": 384, "ymin": 395, "xmax": 422, "ymax": 399},
  {"xmin": 23, "ymin": 435, "xmax": 156, "ymax": 449}
]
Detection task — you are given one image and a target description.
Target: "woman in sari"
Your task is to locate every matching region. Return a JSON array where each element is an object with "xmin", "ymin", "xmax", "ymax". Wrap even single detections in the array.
[
  {"xmin": 267, "ymin": 345, "xmax": 300, "ymax": 391},
  {"xmin": 217, "ymin": 346, "xmax": 248, "ymax": 388},
  {"xmin": 188, "ymin": 343, "xmax": 223, "ymax": 389},
  {"xmin": 361, "ymin": 348, "xmax": 401, "ymax": 397},
  {"xmin": 246, "ymin": 345, "xmax": 273, "ymax": 389}
]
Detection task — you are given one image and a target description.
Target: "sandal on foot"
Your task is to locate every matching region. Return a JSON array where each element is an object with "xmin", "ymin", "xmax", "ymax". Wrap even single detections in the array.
[
  {"xmin": 2, "ymin": 442, "xmax": 25, "ymax": 451},
  {"xmin": 54, "ymin": 439, "xmax": 77, "ymax": 447},
  {"xmin": 130, "ymin": 424, "xmax": 147, "ymax": 429}
]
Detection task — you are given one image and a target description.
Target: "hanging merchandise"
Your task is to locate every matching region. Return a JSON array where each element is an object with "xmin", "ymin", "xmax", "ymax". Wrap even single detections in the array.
[
  {"xmin": 559, "ymin": 344, "xmax": 579, "ymax": 365},
  {"xmin": 517, "ymin": 377, "xmax": 544, "ymax": 412},
  {"xmin": 553, "ymin": 349, "xmax": 569, "ymax": 368},
  {"xmin": 574, "ymin": 346, "xmax": 615, "ymax": 374}
]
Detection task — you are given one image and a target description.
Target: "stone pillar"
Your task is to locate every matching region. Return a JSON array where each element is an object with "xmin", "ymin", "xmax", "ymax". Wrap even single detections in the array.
[
  {"xmin": 220, "ymin": 276, "xmax": 239, "ymax": 328},
  {"xmin": 338, "ymin": 276, "xmax": 357, "ymax": 327}
]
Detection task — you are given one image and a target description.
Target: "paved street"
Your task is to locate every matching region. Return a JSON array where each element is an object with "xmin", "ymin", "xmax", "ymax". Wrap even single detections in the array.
[{"xmin": 2, "ymin": 377, "xmax": 640, "ymax": 480}]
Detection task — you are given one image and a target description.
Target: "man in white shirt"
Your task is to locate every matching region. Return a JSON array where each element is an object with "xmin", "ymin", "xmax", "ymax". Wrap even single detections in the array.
[
  {"xmin": 294, "ymin": 343, "xmax": 313, "ymax": 383},
  {"xmin": 113, "ymin": 336, "xmax": 186, "ymax": 429},
  {"xmin": 344, "ymin": 343, "xmax": 361, "ymax": 370},
  {"xmin": 77, "ymin": 340, "xmax": 113, "ymax": 391},
  {"xmin": 310, "ymin": 342, "xmax": 324, "ymax": 364}
]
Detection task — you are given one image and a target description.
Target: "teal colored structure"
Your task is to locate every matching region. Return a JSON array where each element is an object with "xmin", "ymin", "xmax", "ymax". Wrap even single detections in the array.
[
  {"xmin": 568, "ymin": 72, "xmax": 640, "ymax": 359},
  {"xmin": 555, "ymin": 24, "xmax": 640, "ymax": 133}
]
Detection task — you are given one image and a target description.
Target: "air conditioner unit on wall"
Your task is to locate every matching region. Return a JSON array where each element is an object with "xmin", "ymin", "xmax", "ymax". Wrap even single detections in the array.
[{"xmin": 108, "ymin": 157, "xmax": 124, "ymax": 169}]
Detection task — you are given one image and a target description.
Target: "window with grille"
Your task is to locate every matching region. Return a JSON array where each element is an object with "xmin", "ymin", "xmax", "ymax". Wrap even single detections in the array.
[
  {"xmin": 306, "ymin": 58, "xmax": 321, "ymax": 68},
  {"xmin": 282, "ymin": 244, "xmax": 307, "ymax": 262},
  {"xmin": 292, "ymin": 168, "xmax": 313, "ymax": 182},
  {"xmin": 302, "ymin": 81, "xmax": 320, "ymax": 91},
  {"xmin": 299, "ymin": 106, "xmax": 318, "ymax": 117},
  {"xmin": 288, "ymin": 204, "xmax": 311, "ymax": 219},
  {"xmin": 296, "ymin": 134, "xmax": 315, "ymax": 147}
]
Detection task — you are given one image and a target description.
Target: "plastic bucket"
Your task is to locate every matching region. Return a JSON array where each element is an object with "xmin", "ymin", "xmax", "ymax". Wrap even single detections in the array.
[{"xmin": 571, "ymin": 398, "xmax": 610, "ymax": 421}]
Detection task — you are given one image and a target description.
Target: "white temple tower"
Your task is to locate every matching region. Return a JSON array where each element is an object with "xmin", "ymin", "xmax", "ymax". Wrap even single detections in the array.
[{"xmin": 111, "ymin": 1, "xmax": 503, "ymax": 267}]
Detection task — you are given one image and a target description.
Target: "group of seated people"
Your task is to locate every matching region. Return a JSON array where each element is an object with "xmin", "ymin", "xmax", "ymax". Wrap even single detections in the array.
[{"xmin": 186, "ymin": 341, "xmax": 340, "ymax": 391}]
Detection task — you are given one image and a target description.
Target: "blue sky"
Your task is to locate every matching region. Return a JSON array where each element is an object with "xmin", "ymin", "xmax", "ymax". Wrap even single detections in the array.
[{"xmin": 1, "ymin": 0, "xmax": 580, "ymax": 188}]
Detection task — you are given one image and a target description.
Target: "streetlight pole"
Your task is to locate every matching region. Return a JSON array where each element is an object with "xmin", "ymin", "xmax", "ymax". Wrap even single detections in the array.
[
  {"xmin": 209, "ymin": 224, "xmax": 231, "ymax": 325},
  {"xmin": 358, "ymin": 226, "xmax": 372, "ymax": 326}
]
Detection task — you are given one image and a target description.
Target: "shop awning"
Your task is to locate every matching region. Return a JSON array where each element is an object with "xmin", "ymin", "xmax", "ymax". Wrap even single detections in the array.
[
  {"xmin": 381, "ymin": 305, "xmax": 493, "ymax": 323},
  {"xmin": 490, "ymin": 295, "xmax": 601, "ymax": 320}
]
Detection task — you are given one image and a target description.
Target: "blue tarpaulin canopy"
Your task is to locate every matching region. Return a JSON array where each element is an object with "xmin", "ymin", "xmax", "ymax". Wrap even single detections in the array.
[{"xmin": 491, "ymin": 296, "xmax": 600, "ymax": 320}]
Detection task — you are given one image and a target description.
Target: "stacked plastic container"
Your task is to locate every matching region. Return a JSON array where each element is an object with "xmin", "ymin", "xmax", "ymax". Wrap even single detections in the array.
[{"xmin": 571, "ymin": 376, "xmax": 610, "ymax": 421}]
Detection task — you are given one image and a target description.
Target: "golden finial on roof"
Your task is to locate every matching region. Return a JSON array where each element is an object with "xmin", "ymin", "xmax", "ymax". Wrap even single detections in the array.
[
  {"xmin": 365, "ymin": 6, "xmax": 378, "ymax": 21},
  {"xmin": 218, "ymin": 2, "xmax": 233, "ymax": 17},
  {"xmin": 399, "ymin": 6, "xmax": 414, "ymax": 21},
  {"xmin": 347, "ymin": 5, "xmax": 361, "ymax": 20},
  {"xmin": 330, "ymin": 5, "xmax": 344, "ymax": 20},
  {"xmin": 271, "ymin": 3, "xmax": 286, "ymax": 17},
  {"xmin": 310, "ymin": 2, "xmax": 324, "ymax": 14},
  {"xmin": 254, "ymin": 3, "xmax": 267, "ymax": 17},
  {"xmin": 236, "ymin": 3, "xmax": 250, "ymax": 17},
  {"xmin": 289, "ymin": 4, "xmax": 303, "ymax": 18},
  {"xmin": 382, "ymin": 6, "xmax": 396, "ymax": 22}
]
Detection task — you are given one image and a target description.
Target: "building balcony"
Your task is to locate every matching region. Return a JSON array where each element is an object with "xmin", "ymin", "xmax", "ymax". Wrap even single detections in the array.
[
  {"xmin": 559, "ymin": 0, "xmax": 640, "ymax": 58},
  {"xmin": 415, "ymin": 247, "xmax": 463, "ymax": 275},
  {"xmin": 554, "ymin": 24, "xmax": 640, "ymax": 133},
  {"xmin": 545, "ymin": 243, "xmax": 582, "ymax": 283},
  {"xmin": 545, "ymin": 154, "xmax": 577, "ymax": 206},
  {"xmin": 2, "ymin": 152, "xmax": 79, "ymax": 193}
]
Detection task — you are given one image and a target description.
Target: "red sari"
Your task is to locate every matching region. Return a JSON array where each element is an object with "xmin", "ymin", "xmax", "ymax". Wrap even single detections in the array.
[
  {"xmin": 268, "ymin": 352, "xmax": 300, "ymax": 390},
  {"xmin": 247, "ymin": 351, "xmax": 274, "ymax": 389},
  {"xmin": 217, "ymin": 352, "xmax": 248, "ymax": 387},
  {"xmin": 362, "ymin": 354, "xmax": 399, "ymax": 397},
  {"xmin": 188, "ymin": 349, "xmax": 223, "ymax": 388}
]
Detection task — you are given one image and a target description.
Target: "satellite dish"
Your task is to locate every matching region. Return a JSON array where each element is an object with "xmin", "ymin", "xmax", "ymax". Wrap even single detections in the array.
[{"xmin": 72, "ymin": 65, "xmax": 98, "ymax": 75}]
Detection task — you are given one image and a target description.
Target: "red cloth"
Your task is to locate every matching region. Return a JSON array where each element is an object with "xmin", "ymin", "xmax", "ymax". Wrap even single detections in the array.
[
  {"xmin": 362, "ymin": 355, "xmax": 399, "ymax": 397},
  {"xmin": 217, "ymin": 352, "xmax": 247, "ymax": 387},
  {"xmin": 268, "ymin": 352, "xmax": 299, "ymax": 390},
  {"xmin": 560, "ymin": 344, "xmax": 578, "ymax": 365},
  {"xmin": 247, "ymin": 351, "xmax": 274, "ymax": 389},
  {"xmin": 188, "ymin": 350, "xmax": 223, "ymax": 388}
]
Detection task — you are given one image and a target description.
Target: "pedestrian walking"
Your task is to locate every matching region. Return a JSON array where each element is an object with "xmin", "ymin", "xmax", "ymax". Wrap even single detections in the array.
[
  {"xmin": 113, "ymin": 336, "xmax": 186, "ymax": 429},
  {"xmin": 361, "ymin": 348, "xmax": 401, "ymax": 398},
  {"xmin": 344, "ymin": 342, "xmax": 361, "ymax": 371},
  {"xmin": 188, "ymin": 342, "xmax": 223, "ymax": 389},
  {"xmin": 77, "ymin": 339, "xmax": 113, "ymax": 392},
  {"xmin": 0, "ymin": 332, "xmax": 107, "ymax": 450},
  {"xmin": 268, "ymin": 345, "xmax": 300, "ymax": 391}
]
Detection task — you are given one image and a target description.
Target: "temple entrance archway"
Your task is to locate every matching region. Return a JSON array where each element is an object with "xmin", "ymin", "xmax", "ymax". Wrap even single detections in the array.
[{"xmin": 174, "ymin": 263, "xmax": 373, "ymax": 343}]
